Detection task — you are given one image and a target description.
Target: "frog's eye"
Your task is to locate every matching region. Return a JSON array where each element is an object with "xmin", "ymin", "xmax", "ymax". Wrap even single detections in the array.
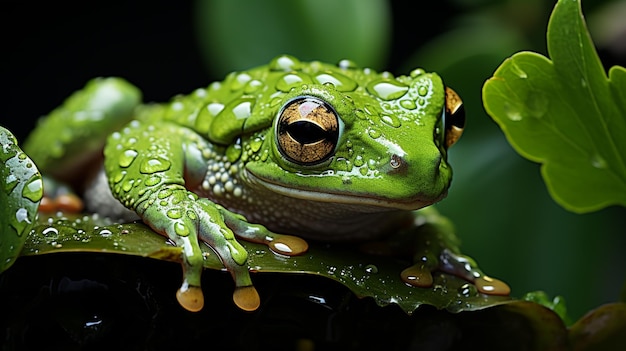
[
  {"xmin": 276, "ymin": 96, "xmax": 340, "ymax": 165},
  {"xmin": 443, "ymin": 87, "xmax": 465, "ymax": 148}
]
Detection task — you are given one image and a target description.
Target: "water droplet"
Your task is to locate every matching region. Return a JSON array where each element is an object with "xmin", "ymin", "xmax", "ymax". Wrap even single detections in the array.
[
  {"xmin": 99, "ymin": 229, "xmax": 112, "ymax": 237},
  {"xmin": 275, "ymin": 72, "xmax": 312, "ymax": 92},
  {"xmin": 381, "ymin": 115, "xmax": 401, "ymax": 128},
  {"xmin": 457, "ymin": 283, "xmax": 476, "ymax": 298},
  {"xmin": 22, "ymin": 176, "xmax": 43, "ymax": 202},
  {"xmin": 315, "ymin": 72, "xmax": 357, "ymax": 92},
  {"xmin": 510, "ymin": 61, "xmax": 527, "ymax": 78},
  {"xmin": 140, "ymin": 157, "xmax": 171, "ymax": 174},
  {"xmin": 269, "ymin": 55, "xmax": 301, "ymax": 72},
  {"xmin": 366, "ymin": 79, "xmax": 409, "ymax": 100},
  {"xmin": 174, "ymin": 222, "xmax": 190, "ymax": 236},
  {"xmin": 119, "ymin": 149, "xmax": 138, "ymax": 168},
  {"xmin": 337, "ymin": 59, "xmax": 358, "ymax": 69},
  {"xmin": 590, "ymin": 154, "xmax": 607, "ymax": 169},
  {"xmin": 503, "ymin": 102, "xmax": 523, "ymax": 121},
  {"xmin": 368, "ymin": 128, "xmax": 381, "ymax": 139},
  {"xmin": 526, "ymin": 92, "xmax": 549, "ymax": 119},
  {"xmin": 244, "ymin": 79, "xmax": 263, "ymax": 94},
  {"xmin": 42, "ymin": 227, "xmax": 59, "ymax": 238},
  {"xmin": 581, "ymin": 78, "xmax": 588, "ymax": 88},
  {"xmin": 167, "ymin": 209, "xmax": 182, "ymax": 219},
  {"xmin": 399, "ymin": 99, "xmax": 416, "ymax": 110},
  {"xmin": 231, "ymin": 73, "xmax": 251, "ymax": 91},
  {"xmin": 410, "ymin": 68, "xmax": 426, "ymax": 77},
  {"xmin": 364, "ymin": 264, "xmax": 378, "ymax": 274}
]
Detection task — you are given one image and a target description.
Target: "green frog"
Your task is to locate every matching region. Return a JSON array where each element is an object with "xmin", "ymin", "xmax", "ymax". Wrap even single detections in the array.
[{"xmin": 23, "ymin": 55, "xmax": 509, "ymax": 312}]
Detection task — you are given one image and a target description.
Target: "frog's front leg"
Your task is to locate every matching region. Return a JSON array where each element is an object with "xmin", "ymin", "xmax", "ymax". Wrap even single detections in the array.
[{"xmin": 104, "ymin": 121, "xmax": 260, "ymax": 311}]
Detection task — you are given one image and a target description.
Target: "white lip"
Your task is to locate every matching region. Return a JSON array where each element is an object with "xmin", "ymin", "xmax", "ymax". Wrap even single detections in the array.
[{"xmin": 244, "ymin": 169, "xmax": 436, "ymax": 211}]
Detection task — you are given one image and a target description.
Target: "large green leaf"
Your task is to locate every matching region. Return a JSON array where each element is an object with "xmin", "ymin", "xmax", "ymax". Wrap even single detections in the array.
[
  {"xmin": 0, "ymin": 126, "xmax": 42, "ymax": 272},
  {"xmin": 482, "ymin": 0, "xmax": 626, "ymax": 213},
  {"xmin": 23, "ymin": 212, "xmax": 512, "ymax": 314}
]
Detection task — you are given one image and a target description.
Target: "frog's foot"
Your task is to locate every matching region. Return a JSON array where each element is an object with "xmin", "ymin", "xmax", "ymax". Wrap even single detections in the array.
[
  {"xmin": 401, "ymin": 249, "xmax": 511, "ymax": 296},
  {"xmin": 176, "ymin": 282, "xmax": 204, "ymax": 312},
  {"xmin": 218, "ymin": 205, "xmax": 309, "ymax": 256}
]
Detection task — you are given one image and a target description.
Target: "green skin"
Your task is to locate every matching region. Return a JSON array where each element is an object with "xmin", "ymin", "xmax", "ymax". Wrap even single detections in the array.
[{"xmin": 23, "ymin": 55, "xmax": 508, "ymax": 312}]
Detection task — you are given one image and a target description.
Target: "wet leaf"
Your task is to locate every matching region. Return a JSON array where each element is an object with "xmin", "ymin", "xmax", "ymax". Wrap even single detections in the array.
[
  {"xmin": 0, "ymin": 126, "xmax": 42, "ymax": 273},
  {"xmin": 482, "ymin": 0, "xmax": 626, "ymax": 213},
  {"xmin": 23, "ymin": 212, "xmax": 512, "ymax": 314}
]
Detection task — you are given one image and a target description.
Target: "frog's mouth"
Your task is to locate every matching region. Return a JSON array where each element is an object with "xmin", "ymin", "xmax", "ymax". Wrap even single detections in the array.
[{"xmin": 244, "ymin": 169, "xmax": 445, "ymax": 212}]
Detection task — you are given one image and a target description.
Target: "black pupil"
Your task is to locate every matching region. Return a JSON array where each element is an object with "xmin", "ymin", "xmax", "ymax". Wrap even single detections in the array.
[{"xmin": 283, "ymin": 120, "xmax": 332, "ymax": 144}]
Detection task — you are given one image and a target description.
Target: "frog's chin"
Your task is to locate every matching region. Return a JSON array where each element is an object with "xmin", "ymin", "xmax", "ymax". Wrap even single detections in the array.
[{"xmin": 244, "ymin": 169, "xmax": 444, "ymax": 211}]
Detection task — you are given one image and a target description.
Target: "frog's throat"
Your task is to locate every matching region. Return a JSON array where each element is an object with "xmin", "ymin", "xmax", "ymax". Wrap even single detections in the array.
[{"xmin": 244, "ymin": 169, "xmax": 444, "ymax": 212}]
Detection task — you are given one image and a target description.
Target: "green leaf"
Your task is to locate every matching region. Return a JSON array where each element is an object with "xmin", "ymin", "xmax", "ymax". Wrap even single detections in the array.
[
  {"xmin": 482, "ymin": 0, "xmax": 626, "ymax": 213},
  {"xmin": 0, "ymin": 126, "xmax": 42, "ymax": 272},
  {"xmin": 23, "ymin": 212, "xmax": 512, "ymax": 314}
]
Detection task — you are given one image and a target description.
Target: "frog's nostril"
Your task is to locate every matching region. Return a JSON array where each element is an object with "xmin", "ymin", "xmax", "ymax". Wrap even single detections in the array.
[{"xmin": 389, "ymin": 154, "xmax": 407, "ymax": 172}]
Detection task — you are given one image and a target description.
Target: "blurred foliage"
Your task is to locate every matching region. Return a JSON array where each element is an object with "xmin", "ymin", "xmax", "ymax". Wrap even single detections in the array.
[{"xmin": 192, "ymin": 0, "xmax": 625, "ymax": 320}]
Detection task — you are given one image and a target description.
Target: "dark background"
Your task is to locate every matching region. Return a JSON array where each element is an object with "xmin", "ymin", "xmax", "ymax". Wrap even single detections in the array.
[{"xmin": 1, "ymin": 0, "xmax": 625, "ymax": 321}]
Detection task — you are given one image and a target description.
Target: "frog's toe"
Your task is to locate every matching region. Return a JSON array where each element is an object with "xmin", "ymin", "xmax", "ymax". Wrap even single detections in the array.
[
  {"xmin": 233, "ymin": 285, "xmax": 260, "ymax": 311},
  {"xmin": 267, "ymin": 234, "xmax": 309, "ymax": 256},
  {"xmin": 439, "ymin": 249, "xmax": 511, "ymax": 296},
  {"xmin": 400, "ymin": 263, "xmax": 434, "ymax": 288},
  {"xmin": 474, "ymin": 276, "xmax": 511, "ymax": 296},
  {"xmin": 176, "ymin": 284, "xmax": 205, "ymax": 312}
]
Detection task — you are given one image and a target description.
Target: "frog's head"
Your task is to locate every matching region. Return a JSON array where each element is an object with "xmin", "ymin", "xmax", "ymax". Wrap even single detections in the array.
[{"xmin": 244, "ymin": 65, "xmax": 465, "ymax": 212}]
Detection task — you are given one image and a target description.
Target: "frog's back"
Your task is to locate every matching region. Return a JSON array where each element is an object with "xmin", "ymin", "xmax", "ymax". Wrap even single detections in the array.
[{"xmin": 153, "ymin": 55, "xmax": 427, "ymax": 147}]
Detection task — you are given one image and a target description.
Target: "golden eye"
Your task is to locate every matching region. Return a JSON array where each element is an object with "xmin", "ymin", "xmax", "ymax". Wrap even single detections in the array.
[
  {"xmin": 276, "ymin": 97, "xmax": 339, "ymax": 165},
  {"xmin": 444, "ymin": 87, "xmax": 465, "ymax": 148}
]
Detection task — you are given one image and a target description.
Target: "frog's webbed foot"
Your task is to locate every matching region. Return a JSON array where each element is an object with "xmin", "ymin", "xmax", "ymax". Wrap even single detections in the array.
[
  {"xmin": 363, "ymin": 209, "xmax": 511, "ymax": 297},
  {"xmin": 137, "ymin": 191, "xmax": 260, "ymax": 312},
  {"xmin": 218, "ymin": 205, "xmax": 309, "ymax": 257},
  {"xmin": 401, "ymin": 249, "xmax": 510, "ymax": 296}
]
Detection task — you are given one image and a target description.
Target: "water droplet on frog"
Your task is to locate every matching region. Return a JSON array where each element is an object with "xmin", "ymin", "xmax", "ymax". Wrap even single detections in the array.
[
  {"xmin": 410, "ymin": 68, "xmax": 426, "ymax": 77},
  {"xmin": 269, "ymin": 55, "xmax": 301, "ymax": 72},
  {"xmin": 366, "ymin": 79, "xmax": 409, "ymax": 100},
  {"xmin": 590, "ymin": 154, "xmax": 607, "ymax": 169},
  {"xmin": 337, "ymin": 59, "xmax": 358, "ymax": 69},
  {"xmin": 315, "ymin": 72, "xmax": 357, "ymax": 92},
  {"xmin": 368, "ymin": 128, "xmax": 381, "ymax": 139},
  {"xmin": 140, "ymin": 157, "xmax": 171, "ymax": 174},
  {"xmin": 244, "ymin": 79, "xmax": 263, "ymax": 94},
  {"xmin": 400, "ymin": 99, "xmax": 416, "ymax": 110},
  {"xmin": 276, "ymin": 72, "xmax": 312, "ymax": 92},
  {"xmin": 381, "ymin": 115, "xmax": 401, "ymax": 128},
  {"xmin": 118, "ymin": 149, "xmax": 138, "ymax": 168}
]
